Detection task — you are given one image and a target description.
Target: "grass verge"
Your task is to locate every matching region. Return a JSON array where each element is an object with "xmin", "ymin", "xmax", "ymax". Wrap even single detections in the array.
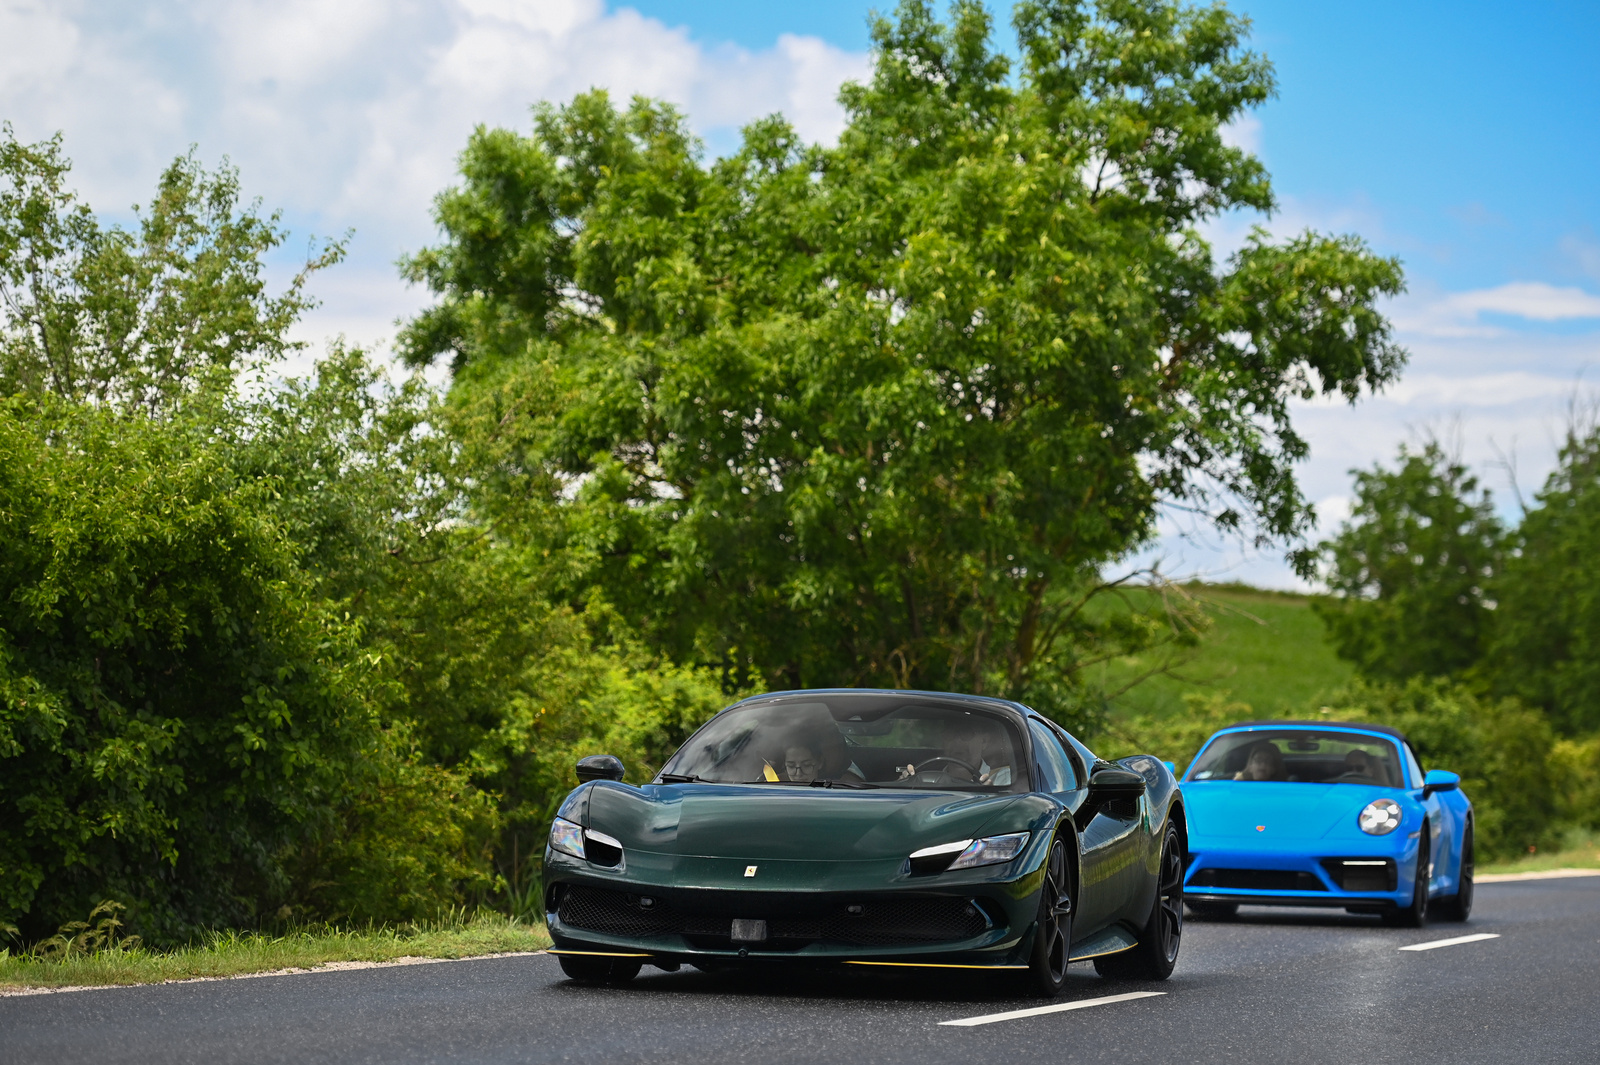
[
  {"xmin": 0, "ymin": 913, "xmax": 549, "ymax": 992},
  {"xmin": 1479, "ymin": 829, "xmax": 1600, "ymax": 876}
]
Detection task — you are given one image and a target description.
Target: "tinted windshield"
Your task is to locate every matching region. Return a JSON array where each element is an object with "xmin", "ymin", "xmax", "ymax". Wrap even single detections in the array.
[
  {"xmin": 1186, "ymin": 730, "xmax": 1403, "ymax": 787},
  {"xmin": 659, "ymin": 694, "xmax": 1028, "ymax": 791}
]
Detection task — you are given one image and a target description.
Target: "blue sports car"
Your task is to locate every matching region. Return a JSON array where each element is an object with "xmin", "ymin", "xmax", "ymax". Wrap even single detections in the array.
[{"xmin": 1180, "ymin": 720, "xmax": 1473, "ymax": 925}]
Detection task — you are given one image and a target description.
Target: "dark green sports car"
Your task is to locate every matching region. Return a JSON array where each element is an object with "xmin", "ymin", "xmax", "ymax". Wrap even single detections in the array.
[{"xmin": 544, "ymin": 689, "xmax": 1186, "ymax": 995}]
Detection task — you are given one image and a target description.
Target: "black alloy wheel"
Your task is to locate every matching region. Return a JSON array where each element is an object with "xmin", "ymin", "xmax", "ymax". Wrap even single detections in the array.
[
  {"xmin": 1185, "ymin": 901, "xmax": 1238, "ymax": 920},
  {"xmin": 1023, "ymin": 834, "xmax": 1073, "ymax": 997},
  {"xmin": 1384, "ymin": 833, "xmax": 1430, "ymax": 928},
  {"xmin": 557, "ymin": 953, "xmax": 643, "ymax": 985},
  {"xmin": 1435, "ymin": 822, "xmax": 1474, "ymax": 922},
  {"xmin": 1097, "ymin": 822, "xmax": 1183, "ymax": 980}
]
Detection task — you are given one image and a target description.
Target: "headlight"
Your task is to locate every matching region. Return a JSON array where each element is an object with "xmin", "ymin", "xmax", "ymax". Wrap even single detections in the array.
[
  {"xmin": 909, "ymin": 831, "xmax": 1030, "ymax": 875},
  {"xmin": 1358, "ymin": 799, "xmax": 1402, "ymax": 836},
  {"xmin": 549, "ymin": 816, "xmax": 585, "ymax": 858},
  {"xmin": 950, "ymin": 832, "xmax": 1030, "ymax": 869}
]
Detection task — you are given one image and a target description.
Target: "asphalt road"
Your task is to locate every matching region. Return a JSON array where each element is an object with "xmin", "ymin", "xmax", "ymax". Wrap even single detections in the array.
[{"xmin": 4, "ymin": 877, "xmax": 1597, "ymax": 1065}]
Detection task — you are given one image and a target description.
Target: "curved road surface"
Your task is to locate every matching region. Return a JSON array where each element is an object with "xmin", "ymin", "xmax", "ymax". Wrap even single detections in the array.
[{"xmin": 4, "ymin": 877, "xmax": 1597, "ymax": 1065}]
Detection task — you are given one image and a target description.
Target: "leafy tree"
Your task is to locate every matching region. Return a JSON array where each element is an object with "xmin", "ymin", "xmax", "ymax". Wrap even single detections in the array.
[
  {"xmin": 0, "ymin": 134, "xmax": 495, "ymax": 941},
  {"xmin": 400, "ymin": 0, "xmax": 1405, "ymax": 725},
  {"xmin": 0, "ymin": 125, "xmax": 341, "ymax": 412},
  {"xmin": 1488, "ymin": 425, "xmax": 1600, "ymax": 733},
  {"xmin": 1314, "ymin": 442, "xmax": 1504, "ymax": 680},
  {"xmin": 0, "ymin": 396, "xmax": 492, "ymax": 941}
]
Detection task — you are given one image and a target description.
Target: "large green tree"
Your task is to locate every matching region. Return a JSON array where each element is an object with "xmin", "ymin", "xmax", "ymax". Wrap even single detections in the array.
[
  {"xmin": 1488, "ymin": 425, "xmax": 1600, "ymax": 733},
  {"xmin": 401, "ymin": 0, "xmax": 1405, "ymax": 724},
  {"xmin": 0, "ymin": 126, "xmax": 341, "ymax": 413},
  {"xmin": 1314, "ymin": 441, "xmax": 1504, "ymax": 680}
]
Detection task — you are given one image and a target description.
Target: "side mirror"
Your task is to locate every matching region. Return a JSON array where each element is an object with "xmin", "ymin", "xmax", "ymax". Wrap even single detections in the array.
[
  {"xmin": 1421, "ymin": 769, "xmax": 1460, "ymax": 799},
  {"xmin": 576, "ymin": 754, "xmax": 626, "ymax": 784},
  {"xmin": 1086, "ymin": 765, "xmax": 1146, "ymax": 806}
]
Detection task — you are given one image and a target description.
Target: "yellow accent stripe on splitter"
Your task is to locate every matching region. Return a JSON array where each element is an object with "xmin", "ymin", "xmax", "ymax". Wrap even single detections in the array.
[
  {"xmin": 844, "ymin": 960, "xmax": 1029, "ymax": 970},
  {"xmin": 547, "ymin": 950, "xmax": 652, "ymax": 957},
  {"xmin": 1067, "ymin": 943, "xmax": 1136, "ymax": 961}
]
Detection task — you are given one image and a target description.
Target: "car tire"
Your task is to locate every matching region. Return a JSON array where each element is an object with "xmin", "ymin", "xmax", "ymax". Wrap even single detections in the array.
[
  {"xmin": 1021, "ymin": 833, "xmax": 1073, "ymax": 998},
  {"xmin": 1434, "ymin": 821, "xmax": 1474, "ymax": 922},
  {"xmin": 1184, "ymin": 901, "xmax": 1238, "ymax": 920},
  {"xmin": 1383, "ymin": 833, "xmax": 1430, "ymax": 928},
  {"xmin": 557, "ymin": 953, "xmax": 643, "ymax": 985},
  {"xmin": 1096, "ymin": 821, "xmax": 1184, "ymax": 981}
]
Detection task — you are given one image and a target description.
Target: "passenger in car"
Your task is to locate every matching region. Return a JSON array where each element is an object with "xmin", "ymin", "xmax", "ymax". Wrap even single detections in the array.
[
  {"xmin": 1234, "ymin": 741, "xmax": 1288, "ymax": 781},
  {"xmin": 783, "ymin": 743, "xmax": 823, "ymax": 783},
  {"xmin": 897, "ymin": 717, "xmax": 1012, "ymax": 785}
]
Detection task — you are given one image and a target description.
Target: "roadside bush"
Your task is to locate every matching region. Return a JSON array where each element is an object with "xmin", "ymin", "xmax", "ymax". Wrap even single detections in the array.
[{"xmin": 0, "ymin": 397, "xmax": 488, "ymax": 943}]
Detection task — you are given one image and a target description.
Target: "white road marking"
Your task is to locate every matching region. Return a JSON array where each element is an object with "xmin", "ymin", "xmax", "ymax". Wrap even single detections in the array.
[
  {"xmin": 1398, "ymin": 933, "xmax": 1501, "ymax": 952},
  {"xmin": 1476, "ymin": 868, "xmax": 1600, "ymax": 883},
  {"xmin": 939, "ymin": 991, "xmax": 1166, "ymax": 1027}
]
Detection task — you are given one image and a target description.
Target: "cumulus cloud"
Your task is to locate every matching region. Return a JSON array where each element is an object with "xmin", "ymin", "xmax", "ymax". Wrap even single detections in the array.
[
  {"xmin": 1393, "ymin": 282, "xmax": 1600, "ymax": 338},
  {"xmin": 0, "ymin": 0, "xmax": 871, "ymax": 349}
]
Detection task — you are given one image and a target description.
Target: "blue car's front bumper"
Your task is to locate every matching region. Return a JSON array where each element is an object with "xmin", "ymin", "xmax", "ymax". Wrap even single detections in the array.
[{"xmin": 1184, "ymin": 832, "xmax": 1423, "ymax": 910}]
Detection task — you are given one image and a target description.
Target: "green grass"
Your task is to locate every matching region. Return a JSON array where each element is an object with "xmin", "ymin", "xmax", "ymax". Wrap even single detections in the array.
[
  {"xmin": 1480, "ymin": 829, "xmax": 1600, "ymax": 875},
  {"xmin": 0, "ymin": 914, "xmax": 549, "ymax": 992},
  {"xmin": 1095, "ymin": 582, "xmax": 1354, "ymax": 724}
]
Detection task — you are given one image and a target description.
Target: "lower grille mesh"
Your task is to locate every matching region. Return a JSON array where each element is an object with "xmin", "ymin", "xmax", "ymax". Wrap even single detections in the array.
[
  {"xmin": 1188, "ymin": 868, "xmax": 1327, "ymax": 892},
  {"xmin": 556, "ymin": 885, "xmax": 988, "ymax": 947}
]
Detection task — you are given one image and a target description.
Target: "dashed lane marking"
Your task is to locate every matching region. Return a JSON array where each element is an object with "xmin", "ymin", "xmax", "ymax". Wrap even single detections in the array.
[
  {"xmin": 939, "ymin": 991, "xmax": 1166, "ymax": 1027},
  {"xmin": 1398, "ymin": 933, "xmax": 1501, "ymax": 952}
]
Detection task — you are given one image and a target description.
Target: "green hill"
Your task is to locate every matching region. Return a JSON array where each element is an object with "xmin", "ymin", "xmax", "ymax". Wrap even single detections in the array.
[{"xmin": 1095, "ymin": 583, "xmax": 1353, "ymax": 725}]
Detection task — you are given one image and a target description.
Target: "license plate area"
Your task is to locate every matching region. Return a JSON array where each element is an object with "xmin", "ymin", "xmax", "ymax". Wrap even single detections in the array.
[{"xmin": 730, "ymin": 918, "xmax": 768, "ymax": 943}]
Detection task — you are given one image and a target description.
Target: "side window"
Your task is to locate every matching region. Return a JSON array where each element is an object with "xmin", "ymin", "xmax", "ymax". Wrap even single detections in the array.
[
  {"xmin": 1029, "ymin": 719, "xmax": 1074, "ymax": 794},
  {"xmin": 1402, "ymin": 744, "xmax": 1425, "ymax": 789},
  {"xmin": 1047, "ymin": 725, "xmax": 1083, "ymax": 789}
]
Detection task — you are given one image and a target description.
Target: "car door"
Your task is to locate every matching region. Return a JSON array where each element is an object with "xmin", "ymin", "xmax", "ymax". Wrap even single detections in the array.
[
  {"xmin": 1031, "ymin": 720, "xmax": 1129, "ymax": 935},
  {"xmin": 1405, "ymin": 742, "xmax": 1453, "ymax": 893}
]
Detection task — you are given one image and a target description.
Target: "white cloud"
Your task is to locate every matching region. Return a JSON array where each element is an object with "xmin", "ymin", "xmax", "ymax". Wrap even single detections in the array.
[
  {"xmin": 1391, "ymin": 282, "xmax": 1600, "ymax": 338},
  {"xmin": 0, "ymin": 0, "xmax": 871, "ymax": 354}
]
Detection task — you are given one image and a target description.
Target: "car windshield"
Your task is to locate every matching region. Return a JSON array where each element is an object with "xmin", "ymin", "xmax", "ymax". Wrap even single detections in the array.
[
  {"xmin": 1186, "ymin": 730, "xmax": 1404, "ymax": 787},
  {"xmin": 658, "ymin": 694, "xmax": 1028, "ymax": 791}
]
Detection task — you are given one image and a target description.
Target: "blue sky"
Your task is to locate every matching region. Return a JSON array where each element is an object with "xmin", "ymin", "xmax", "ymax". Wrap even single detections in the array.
[{"xmin": 2, "ymin": 0, "xmax": 1596, "ymax": 586}]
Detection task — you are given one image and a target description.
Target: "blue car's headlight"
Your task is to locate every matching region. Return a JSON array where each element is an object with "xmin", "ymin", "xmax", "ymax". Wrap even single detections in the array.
[
  {"xmin": 549, "ymin": 816, "xmax": 585, "ymax": 858},
  {"xmin": 1358, "ymin": 799, "xmax": 1403, "ymax": 835}
]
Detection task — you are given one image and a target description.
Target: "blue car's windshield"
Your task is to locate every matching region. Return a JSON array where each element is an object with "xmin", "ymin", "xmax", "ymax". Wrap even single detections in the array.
[
  {"xmin": 658, "ymin": 694, "xmax": 1029, "ymax": 791},
  {"xmin": 1186, "ymin": 730, "xmax": 1403, "ymax": 786}
]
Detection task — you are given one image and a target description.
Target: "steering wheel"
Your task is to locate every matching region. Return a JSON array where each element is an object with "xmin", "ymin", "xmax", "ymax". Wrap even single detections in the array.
[{"xmin": 912, "ymin": 756, "xmax": 981, "ymax": 780}]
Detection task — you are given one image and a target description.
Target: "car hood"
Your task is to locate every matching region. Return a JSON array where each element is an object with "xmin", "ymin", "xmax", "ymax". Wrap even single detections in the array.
[
  {"xmin": 584, "ymin": 782, "xmax": 1025, "ymax": 862},
  {"xmin": 1184, "ymin": 781, "xmax": 1399, "ymax": 841}
]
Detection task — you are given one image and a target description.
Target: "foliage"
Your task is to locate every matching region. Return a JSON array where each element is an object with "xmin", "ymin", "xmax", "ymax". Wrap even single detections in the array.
[
  {"xmin": 26, "ymin": 900, "xmax": 141, "ymax": 960},
  {"xmin": 0, "ymin": 125, "xmax": 341, "ymax": 413},
  {"xmin": 1097, "ymin": 690, "xmax": 1252, "ymax": 768},
  {"xmin": 399, "ymin": 0, "xmax": 1404, "ymax": 728},
  {"xmin": 1486, "ymin": 425, "xmax": 1600, "ymax": 733},
  {"xmin": 1095, "ymin": 583, "xmax": 1353, "ymax": 722},
  {"xmin": 0, "ymin": 394, "xmax": 498, "ymax": 941},
  {"xmin": 0, "ymin": 911, "xmax": 549, "ymax": 990},
  {"xmin": 1314, "ymin": 441, "xmax": 1503, "ymax": 680}
]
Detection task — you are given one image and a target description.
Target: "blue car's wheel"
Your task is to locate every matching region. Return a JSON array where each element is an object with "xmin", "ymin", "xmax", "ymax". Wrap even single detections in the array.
[
  {"xmin": 1384, "ymin": 833, "xmax": 1430, "ymax": 928},
  {"xmin": 1435, "ymin": 822, "xmax": 1474, "ymax": 922}
]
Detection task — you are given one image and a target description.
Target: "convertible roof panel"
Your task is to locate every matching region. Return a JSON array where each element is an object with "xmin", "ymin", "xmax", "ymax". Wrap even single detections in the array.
[{"xmin": 1222, "ymin": 719, "xmax": 1410, "ymax": 744}]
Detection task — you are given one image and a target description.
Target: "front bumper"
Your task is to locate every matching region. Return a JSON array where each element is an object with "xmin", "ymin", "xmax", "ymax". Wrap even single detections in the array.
[
  {"xmin": 545, "ymin": 875, "xmax": 1037, "ymax": 969},
  {"xmin": 1184, "ymin": 833, "xmax": 1420, "ymax": 910}
]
